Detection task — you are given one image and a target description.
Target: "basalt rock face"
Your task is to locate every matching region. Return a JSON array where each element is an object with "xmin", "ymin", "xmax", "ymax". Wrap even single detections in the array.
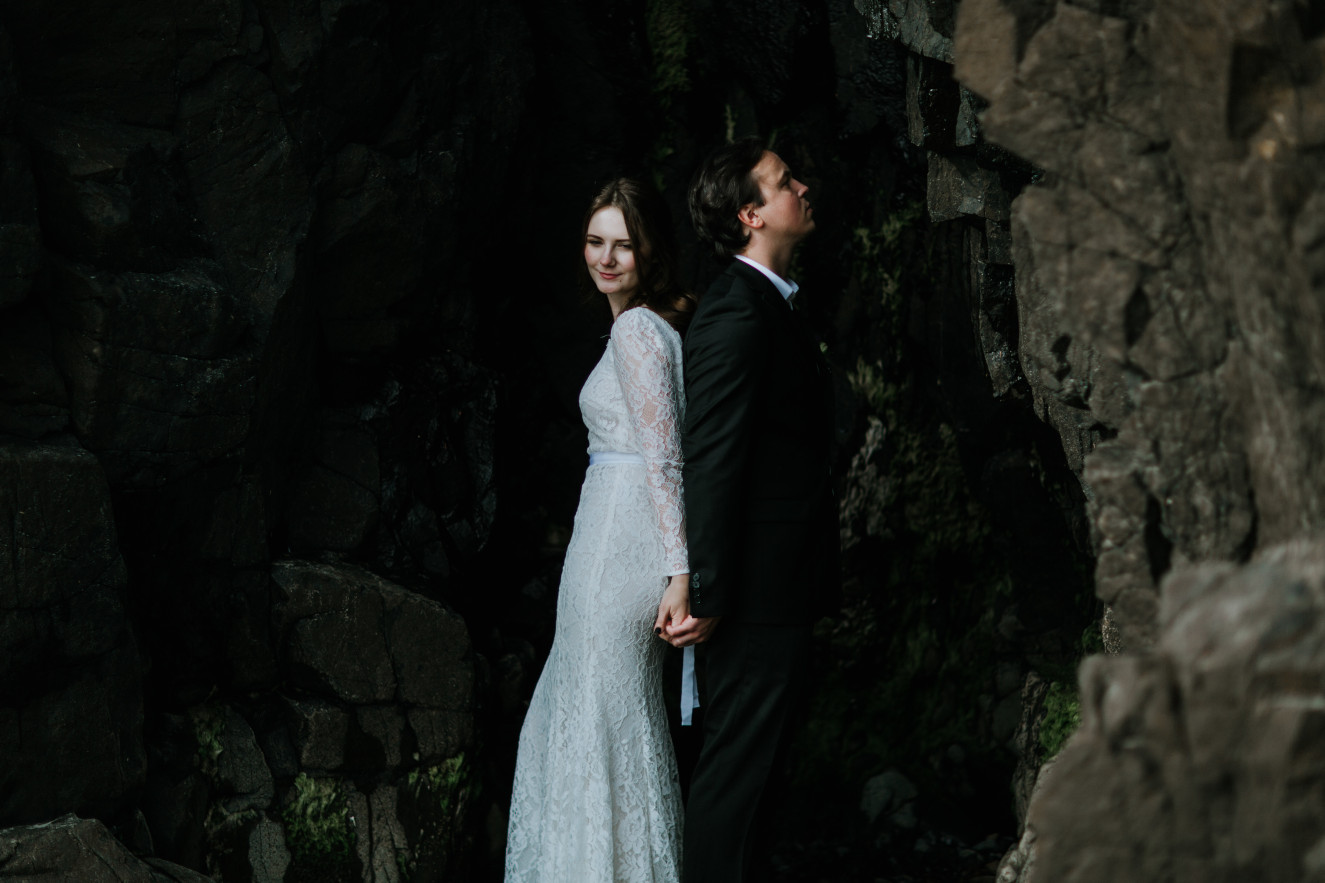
[
  {"xmin": 941, "ymin": 0, "xmax": 1325, "ymax": 878},
  {"xmin": 0, "ymin": 0, "xmax": 521, "ymax": 877},
  {"xmin": 953, "ymin": 0, "xmax": 1325, "ymax": 649},
  {"xmin": 844, "ymin": 0, "xmax": 1098, "ymax": 856}
]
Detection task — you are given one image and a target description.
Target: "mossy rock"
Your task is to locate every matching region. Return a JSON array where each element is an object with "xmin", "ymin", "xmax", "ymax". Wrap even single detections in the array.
[{"xmin": 282, "ymin": 773, "xmax": 357, "ymax": 868}]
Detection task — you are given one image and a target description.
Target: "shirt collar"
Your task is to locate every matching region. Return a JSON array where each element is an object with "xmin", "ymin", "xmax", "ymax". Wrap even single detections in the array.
[{"xmin": 735, "ymin": 255, "xmax": 799, "ymax": 303}]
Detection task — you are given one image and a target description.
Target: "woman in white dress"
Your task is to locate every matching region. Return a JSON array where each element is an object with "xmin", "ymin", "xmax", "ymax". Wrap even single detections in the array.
[{"xmin": 505, "ymin": 178, "xmax": 695, "ymax": 882}]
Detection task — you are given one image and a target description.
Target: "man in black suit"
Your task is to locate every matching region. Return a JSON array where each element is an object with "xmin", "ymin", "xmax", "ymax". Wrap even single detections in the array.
[{"xmin": 664, "ymin": 137, "xmax": 838, "ymax": 881}]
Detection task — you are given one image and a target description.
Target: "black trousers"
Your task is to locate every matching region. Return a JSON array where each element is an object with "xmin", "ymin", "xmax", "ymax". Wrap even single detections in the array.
[{"xmin": 682, "ymin": 620, "xmax": 813, "ymax": 882}]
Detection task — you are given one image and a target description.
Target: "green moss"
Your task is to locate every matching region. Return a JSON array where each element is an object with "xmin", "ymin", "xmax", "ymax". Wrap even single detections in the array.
[
  {"xmin": 852, "ymin": 202, "xmax": 925, "ymax": 313},
  {"xmin": 846, "ymin": 359, "xmax": 892, "ymax": 416},
  {"xmin": 397, "ymin": 753, "xmax": 477, "ymax": 879},
  {"xmin": 1080, "ymin": 619, "xmax": 1105, "ymax": 656},
  {"xmin": 282, "ymin": 773, "xmax": 356, "ymax": 866},
  {"xmin": 1039, "ymin": 680, "xmax": 1081, "ymax": 759},
  {"xmin": 189, "ymin": 705, "xmax": 225, "ymax": 781},
  {"xmin": 408, "ymin": 752, "xmax": 472, "ymax": 817}
]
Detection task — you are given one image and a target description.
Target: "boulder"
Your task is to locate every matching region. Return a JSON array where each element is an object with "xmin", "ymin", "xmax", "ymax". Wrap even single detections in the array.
[
  {"xmin": 272, "ymin": 558, "xmax": 474, "ymax": 722},
  {"xmin": 0, "ymin": 815, "xmax": 211, "ymax": 882},
  {"xmin": 0, "ymin": 442, "xmax": 143, "ymax": 826},
  {"xmin": 1020, "ymin": 540, "xmax": 1325, "ymax": 882}
]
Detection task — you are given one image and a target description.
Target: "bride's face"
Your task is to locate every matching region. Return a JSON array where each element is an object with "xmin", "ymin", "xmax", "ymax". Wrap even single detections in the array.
[{"xmin": 584, "ymin": 207, "xmax": 640, "ymax": 300}]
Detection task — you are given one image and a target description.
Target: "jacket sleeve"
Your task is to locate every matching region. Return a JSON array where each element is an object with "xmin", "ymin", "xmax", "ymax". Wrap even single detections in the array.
[
  {"xmin": 610, "ymin": 308, "xmax": 689, "ymax": 576},
  {"xmin": 681, "ymin": 291, "xmax": 767, "ymax": 617}
]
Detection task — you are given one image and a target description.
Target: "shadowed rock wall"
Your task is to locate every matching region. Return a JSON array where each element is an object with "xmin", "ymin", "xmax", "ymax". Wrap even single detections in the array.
[{"xmin": 0, "ymin": 0, "xmax": 525, "ymax": 878}]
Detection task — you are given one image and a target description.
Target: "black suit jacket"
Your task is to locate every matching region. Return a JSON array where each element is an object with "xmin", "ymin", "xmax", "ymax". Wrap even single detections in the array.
[{"xmin": 682, "ymin": 259, "xmax": 839, "ymax": 623}]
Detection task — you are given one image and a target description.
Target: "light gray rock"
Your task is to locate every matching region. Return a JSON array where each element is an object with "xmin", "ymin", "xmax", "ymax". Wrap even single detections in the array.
[
  {"xmin": 1020, "ymin": 540, "xmax": 1325, "ymax": 882},
  {"xmin": 955, "ymin": 0, "xmax": 1321, "ymax": 651},
  {"xmin": 245, "ymin": 817, "xmax": 290, "ymax": 883}
]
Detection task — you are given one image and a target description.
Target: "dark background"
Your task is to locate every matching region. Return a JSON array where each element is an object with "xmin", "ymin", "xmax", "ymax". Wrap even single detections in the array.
[{"xmin": 0, "ymin": 1, "xmax": 1113, "ymax": 881}]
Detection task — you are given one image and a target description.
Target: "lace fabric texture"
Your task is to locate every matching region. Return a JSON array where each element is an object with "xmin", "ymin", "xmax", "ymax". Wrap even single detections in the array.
[
  {"xmin": 591, "ymin": 307, "xmax": 688, "ymax": 575},
  {"xmin": 505, "ymin": 307, "xmax": 687, "ymax": 882}
]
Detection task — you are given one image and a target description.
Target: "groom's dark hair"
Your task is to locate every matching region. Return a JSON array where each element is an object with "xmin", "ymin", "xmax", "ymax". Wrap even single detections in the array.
[{"xmin": 688, "ymin": 136, "xmax": 766, "ymax": 258}]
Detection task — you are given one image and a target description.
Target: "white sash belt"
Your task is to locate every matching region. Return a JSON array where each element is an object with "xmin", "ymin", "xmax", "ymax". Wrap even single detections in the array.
[
  {"xmin": 588, "ymin": 451, "xmax": 645, "ymax": 466},
  {"xmin": 681, "ymin": 645, "xmax": 700, "ymax": 726}
]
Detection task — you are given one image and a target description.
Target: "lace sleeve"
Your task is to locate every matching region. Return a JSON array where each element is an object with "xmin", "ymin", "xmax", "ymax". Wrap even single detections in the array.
[{"xmin": 610, "ymin": 308, "xmax": 689, "ymax": 576}]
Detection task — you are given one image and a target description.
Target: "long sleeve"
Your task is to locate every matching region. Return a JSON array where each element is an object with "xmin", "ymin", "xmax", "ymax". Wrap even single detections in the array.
[
  {"xmin": 610, "ymin": 308, "xmax": 689, "ymax": 576},
  {"xmin": 680, "ymin": 291, "xmax": 767, "ymax": 617}
]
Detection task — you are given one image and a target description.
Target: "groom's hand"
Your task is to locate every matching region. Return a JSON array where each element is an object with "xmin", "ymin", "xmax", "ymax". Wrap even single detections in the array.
[{"xmin": 664, "ymin": 614, "xmax": 721, "ymax": 648}]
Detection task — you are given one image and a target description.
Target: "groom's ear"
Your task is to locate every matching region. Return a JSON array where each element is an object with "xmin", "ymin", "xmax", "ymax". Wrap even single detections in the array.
[{"xmin": 737, "ymin": 203, "xmax": 763, "ymax": 231}]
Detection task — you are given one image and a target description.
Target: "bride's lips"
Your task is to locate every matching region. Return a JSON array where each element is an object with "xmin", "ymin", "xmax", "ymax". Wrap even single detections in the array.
[{"xmin": 598, "ymin": 271, "xmax": 620, "ymax": 280}]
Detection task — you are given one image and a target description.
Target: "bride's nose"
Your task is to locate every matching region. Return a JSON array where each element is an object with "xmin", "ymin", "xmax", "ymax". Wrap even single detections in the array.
[{"xmin": 598, "ymin": 247, "xmax": 616, "ymax": 267}]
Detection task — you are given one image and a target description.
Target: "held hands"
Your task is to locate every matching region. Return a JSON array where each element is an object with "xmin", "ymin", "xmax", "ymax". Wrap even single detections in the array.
[
  {"xmin": 664, "ymin": 613, "xmax": 721, "ymax": 648},
  {"xmin": 654, "ymin": 574, "xmax": 690, "ymax": 638},
  {"xmin": 654, "ymin": 574, "xmax": 721, "ymax": 648}
]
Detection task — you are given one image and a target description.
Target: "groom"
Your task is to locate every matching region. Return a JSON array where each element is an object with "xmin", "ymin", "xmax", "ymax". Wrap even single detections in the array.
[{"xmin": 665, "ymin": 137, "xmax": 839, "ymax": 881}]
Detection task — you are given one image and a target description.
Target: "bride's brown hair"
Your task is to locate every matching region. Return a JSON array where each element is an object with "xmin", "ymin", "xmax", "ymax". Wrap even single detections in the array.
[{"xmin": 581, "ymin": 177, "xmax": 697, "ymax": 333}]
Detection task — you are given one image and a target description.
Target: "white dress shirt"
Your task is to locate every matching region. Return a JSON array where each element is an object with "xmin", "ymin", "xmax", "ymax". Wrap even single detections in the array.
[{"xmin": 735, "ymin": 254, "xmax": 799, "ymax": 304}]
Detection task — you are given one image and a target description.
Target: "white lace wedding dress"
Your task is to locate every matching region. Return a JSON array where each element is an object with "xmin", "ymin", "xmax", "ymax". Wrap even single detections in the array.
[{"xmin": 505, "ymin": 306, "xmax": 687, "ymax": 883}]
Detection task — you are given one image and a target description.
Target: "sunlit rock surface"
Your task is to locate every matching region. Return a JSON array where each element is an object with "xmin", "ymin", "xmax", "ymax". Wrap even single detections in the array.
[
  {"xmin": 1006, "ymin": 541, "xmax": 1325, "ymax": 882},
  {"xmin": 956, "ymin": 0, "xmax": 1325, "ymax": 648},
  {"xmin": 948, "ymin": 0, "xmax": 1325, "ymax": 878}
]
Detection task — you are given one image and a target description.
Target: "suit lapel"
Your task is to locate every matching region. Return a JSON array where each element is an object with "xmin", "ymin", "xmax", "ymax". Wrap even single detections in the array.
[
  {"xmin": 725, "ymin": 259, "xmax": 829, "ymax": 375},
  {"xmin": 727, "ymin": 260, "xmax": 790, "ymax": 313}
]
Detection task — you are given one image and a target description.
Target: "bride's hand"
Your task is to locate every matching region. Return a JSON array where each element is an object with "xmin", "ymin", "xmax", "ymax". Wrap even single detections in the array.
[{"xmin": 654, "ymin": 573, "xmax": 690, "ymax": 638}]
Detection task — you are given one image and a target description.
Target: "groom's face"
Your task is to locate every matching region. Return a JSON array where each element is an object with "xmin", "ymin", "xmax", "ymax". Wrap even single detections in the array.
[{"xmin": 748, "ymin": 151, "xmax": 815, "ymax": 244}]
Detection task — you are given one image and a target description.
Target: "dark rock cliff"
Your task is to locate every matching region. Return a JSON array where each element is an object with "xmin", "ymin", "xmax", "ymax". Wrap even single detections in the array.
[
  {"xmin": 0, "ymin": 1, "xmax": 523, "ymax": 878},
  {"xmin": 7, "ymin": 0, "xmax": 1315, "ymax": 880}
]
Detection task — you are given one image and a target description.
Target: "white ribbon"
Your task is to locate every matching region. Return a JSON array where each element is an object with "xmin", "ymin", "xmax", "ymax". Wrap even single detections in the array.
[{"xmin": 681, "ymin": 644, "xmax": 700, "ymax": 726}]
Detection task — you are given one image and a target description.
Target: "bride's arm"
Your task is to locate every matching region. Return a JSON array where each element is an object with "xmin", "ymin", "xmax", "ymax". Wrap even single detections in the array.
[{"xmin": 610, "ymin": 309, "xmax": 689, "ymax": 582}]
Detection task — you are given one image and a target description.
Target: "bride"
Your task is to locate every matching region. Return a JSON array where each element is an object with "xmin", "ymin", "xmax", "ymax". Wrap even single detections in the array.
[{"xmin": 505, "ymin": 177, "xmax": 695, "ymax": 882}]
